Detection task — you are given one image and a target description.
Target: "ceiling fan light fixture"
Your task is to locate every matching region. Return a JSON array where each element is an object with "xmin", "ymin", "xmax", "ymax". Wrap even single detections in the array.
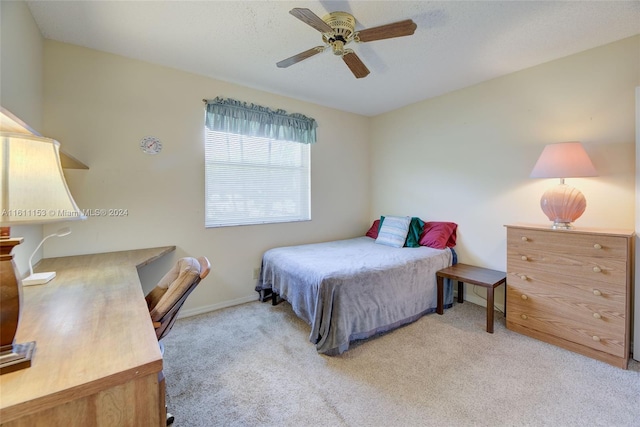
[
  {"xmin": 331, "ymin": 39, "xmax": 345, "ymax": 55},
  {"xmin": 322, "ymin": 12, "xmax": 356, "ymax": 40}
]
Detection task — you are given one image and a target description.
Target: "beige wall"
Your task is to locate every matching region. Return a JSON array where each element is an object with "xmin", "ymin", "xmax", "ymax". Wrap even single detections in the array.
[
  {"xmin": 371, "ymin": 35, "xmax": 639, "ymax": 310},
  {"xmin": 42, "ymin": 41, "xmax": 371, "ymax": 314},
  {"xmin": 0, "ymin": 0, "xmax": 45, "ymax": 276}
]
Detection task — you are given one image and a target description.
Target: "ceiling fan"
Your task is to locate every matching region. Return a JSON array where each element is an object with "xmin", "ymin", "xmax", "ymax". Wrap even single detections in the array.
[{"xmin": 276, "ymin": 8, "xmax": 417, "ymax": 79}]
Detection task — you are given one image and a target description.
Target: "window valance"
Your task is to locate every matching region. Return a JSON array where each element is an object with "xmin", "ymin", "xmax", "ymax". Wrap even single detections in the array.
[{"xmin": 204, "ymin": 97, "xmax": 317, "ymax": 144}]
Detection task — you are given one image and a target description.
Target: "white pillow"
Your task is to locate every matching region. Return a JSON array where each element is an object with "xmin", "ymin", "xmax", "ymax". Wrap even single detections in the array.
[{"xmin": 375, "ymin": 216, "xmax": 411, "ymax": 248}]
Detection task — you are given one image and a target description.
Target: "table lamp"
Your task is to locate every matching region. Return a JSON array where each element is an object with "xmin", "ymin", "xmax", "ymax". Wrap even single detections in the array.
[
  {"xmin": 529, "ymin": 141, "xmax": 598, "ymax": 229},
  {"xmin": 0, "ymin": 130, "xmax": 85, "ymax": 374}
]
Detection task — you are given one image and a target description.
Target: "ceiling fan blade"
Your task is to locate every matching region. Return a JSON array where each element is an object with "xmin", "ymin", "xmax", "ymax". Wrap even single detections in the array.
[
  {"xmin": 277, "ymin": 46, "xmax": 326, "ymax": 68},
  {"xmin": 342, "ymin": 51, "xmax": 370, "ymax": 79},
  {"xmin": 289, "ymin": 8, "xmax": 333, "ymax": 33},
  {"xmin": 356, "ymin": 19, "xmax": 417, "ymax": 42}
]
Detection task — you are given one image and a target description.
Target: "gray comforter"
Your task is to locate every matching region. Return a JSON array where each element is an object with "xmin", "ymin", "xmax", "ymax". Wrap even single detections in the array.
[{"xmin": 256, "ymin": 237, "xmax": 454, "ymax": 355}]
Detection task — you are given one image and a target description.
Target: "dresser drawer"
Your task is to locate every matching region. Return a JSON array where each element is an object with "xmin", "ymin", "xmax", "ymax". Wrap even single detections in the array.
[
  {"xmin": 506, "ymin": 269, "xmax": 626, "ymax": 309},
  {"xmin": 507, "ymin": 228, "xmax": 628, "ymax": 260},
  {"xmin": 507, "ymin": 252, "xmax": 628, "ymax": 288},
  {"xmin": 507, "ymin": 298, "xmax": 625, "ymax": 357},
  {"xmin": 505, "ymin": 280, "xmax": 626, "ymax": 333}
]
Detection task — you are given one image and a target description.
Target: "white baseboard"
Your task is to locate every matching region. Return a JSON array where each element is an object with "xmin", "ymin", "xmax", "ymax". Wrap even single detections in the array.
[
  {"xmin": 455, "ymin": 290, "xmax": 506, "ymax": 314},
  {"xmin": 178, "ymin": 291, "xmax": 505, "ymax": 321},
  {"xmin": 177, "ymin": 294, "xmax": 258, "ymax": 319}
]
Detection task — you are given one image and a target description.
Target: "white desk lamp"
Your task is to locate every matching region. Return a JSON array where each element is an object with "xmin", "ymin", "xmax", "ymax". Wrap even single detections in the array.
[{"xmin": 23, "ymin": 227, "xmax": 72, "ymax": 286}]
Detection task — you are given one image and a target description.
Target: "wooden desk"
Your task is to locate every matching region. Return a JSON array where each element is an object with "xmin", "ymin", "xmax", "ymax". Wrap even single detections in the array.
[{"xmin": 0, "ymin": 246, "xmax": 175, "ymax": 426}]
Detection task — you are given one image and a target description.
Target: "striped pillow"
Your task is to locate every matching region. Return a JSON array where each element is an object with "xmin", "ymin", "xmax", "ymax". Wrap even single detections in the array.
[{"xmin": 375, "ymin": 215, "xmax": 411, "ymax": 248}]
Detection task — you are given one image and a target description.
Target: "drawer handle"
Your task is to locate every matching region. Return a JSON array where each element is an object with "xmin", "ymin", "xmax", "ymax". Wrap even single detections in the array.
[
  {"xmin": 593, "ymin": 266, "xmax": 602, "ymax": 273},
  {"xmin": 520, "ymin": 275, "xmax": 528, "ymax": 281},
  {"xmin": 592, "ymin": 335, "xmax": 601, "ymax": 342},
  {"xmin": 521, "ymin": 314, "xmax": 528, "ymax": 320},
  {"xmin": 593, "ymin": 243, "xmax": 602, "ymax": 250},
  {"xmin": 593, "ymin": 289, "xmax": 602, "ymax": 296},
  {"xmin": 593, "ymin": 313, "xmax": 602, "ymax": 319},
  {"xmin": 521, "ymin": 294, "xmax": 528, "ymax": 300},
  {"xmin": 521, "ymin": 255, "xmax": 528, "ymax": 261},
  {"xmin": 521, "ymin": 236, "xmax": 528, "ymax": 242}
]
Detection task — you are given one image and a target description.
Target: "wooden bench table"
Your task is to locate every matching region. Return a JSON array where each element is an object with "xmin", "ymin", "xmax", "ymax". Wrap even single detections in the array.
[{"xmin": 436, "ymin": 263, "xmax": 506, "ymax": 333}]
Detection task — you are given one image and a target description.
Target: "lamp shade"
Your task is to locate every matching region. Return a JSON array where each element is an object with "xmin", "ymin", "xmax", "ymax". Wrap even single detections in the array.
[
  {"xmin": 0, "ymin": 132, "xmax": 86, "ymax": 225},
  {"xmin": 530, "ymin": 141, "xmax": 597, "ymax": 179}
]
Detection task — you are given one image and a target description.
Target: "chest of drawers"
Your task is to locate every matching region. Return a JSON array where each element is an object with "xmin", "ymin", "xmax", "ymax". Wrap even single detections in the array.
[{"xmin": 505, "ymin": 224, "xmax": 634, "ymax": 369}]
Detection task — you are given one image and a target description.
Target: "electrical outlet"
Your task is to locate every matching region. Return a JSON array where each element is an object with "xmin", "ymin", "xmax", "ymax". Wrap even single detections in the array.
[{"xmin": 253, "ymin": 267, "xmax": 260, "ymax": 280}]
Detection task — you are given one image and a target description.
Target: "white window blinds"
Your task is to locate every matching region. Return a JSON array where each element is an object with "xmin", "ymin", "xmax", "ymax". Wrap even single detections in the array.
[{"xmin": 204, "ymin": 129, "xmax": 310, "ymax": 227}]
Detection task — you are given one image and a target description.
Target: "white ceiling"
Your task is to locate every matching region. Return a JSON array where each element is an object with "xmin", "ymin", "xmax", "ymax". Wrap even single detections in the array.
[{"xmin": 27, "ymin": 1, "xmax": 640, "ymax": 116}]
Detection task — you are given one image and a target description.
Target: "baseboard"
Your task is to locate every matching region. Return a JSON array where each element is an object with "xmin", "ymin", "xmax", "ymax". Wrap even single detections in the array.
[
  {"xmin": 456, "ymin": 290, "xmax": 506, "ymax": 313},
  {"xmin": 178, "ymin": 290, "xmax": 504, "ymax": 321},
  {"xmin": 177, "ymin": 294, "xmax": 258, "ymax": 319}
]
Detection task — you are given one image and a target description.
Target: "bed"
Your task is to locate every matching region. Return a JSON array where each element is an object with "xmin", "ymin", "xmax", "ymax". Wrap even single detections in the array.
[{"xmin": 255, "ymin": 219, "xmax": 458, "ymax": 355}]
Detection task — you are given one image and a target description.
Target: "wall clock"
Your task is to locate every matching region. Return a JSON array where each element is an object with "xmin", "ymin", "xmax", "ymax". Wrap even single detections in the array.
[{"xmin": 140, "ymin": 136, "xmax": 162, "ymax": 154}]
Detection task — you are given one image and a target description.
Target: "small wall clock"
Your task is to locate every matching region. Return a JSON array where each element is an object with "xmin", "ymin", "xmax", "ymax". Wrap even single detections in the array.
[{"xmin": 140, "ymin": 136, "xmax": 162, "ymax": 154}]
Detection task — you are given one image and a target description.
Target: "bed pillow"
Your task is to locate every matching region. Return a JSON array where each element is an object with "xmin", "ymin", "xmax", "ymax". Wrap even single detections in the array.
[
  {"xmin": 375, "ymin": 215, "xmax": 411, "ymax": 248},
  {"xmin": 405, "ymin": 217, "xmax": 425, "ymax": 248},
  {"xmin": 365, "ymin": 219, "xmax": 381, "ymax": 239},
  {"xmin": 419, "ymin": 222, "xmax": 458, "ymax": 249},
  {"xmin": 370, "ymin": 216, "xmax": 424, "ymax": 247}
]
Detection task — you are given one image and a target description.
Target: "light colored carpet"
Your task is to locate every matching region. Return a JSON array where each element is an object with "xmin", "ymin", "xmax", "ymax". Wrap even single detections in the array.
[{"xmin": 163, "ymin": 300, "xmax": 640, "ymax": 427}]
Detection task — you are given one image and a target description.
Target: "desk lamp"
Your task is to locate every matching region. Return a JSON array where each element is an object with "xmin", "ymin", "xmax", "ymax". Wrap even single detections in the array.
[
  {"xmin": 530, "ymin": 141, "xmax": 598, "ymax": 229},
  {"xmin": 0, "ymin": 129, "xmax": 85, "ymax": 374},
  {"xmin": 23, "ymin": 227, "xmax": 72, "ymax": 286}
]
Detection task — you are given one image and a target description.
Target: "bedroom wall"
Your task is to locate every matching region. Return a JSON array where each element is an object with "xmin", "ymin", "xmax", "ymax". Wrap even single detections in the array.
[
  {"xmin": 370, "ymin": 35, "xmax": 639, "ymax": 310},
  {"xmin": 41, "ymin": 40, "xmax": 371, "ymax": 314},
  {"xmin": 0, "ymin": 0, "xmax": 45, "ymax": 276}
]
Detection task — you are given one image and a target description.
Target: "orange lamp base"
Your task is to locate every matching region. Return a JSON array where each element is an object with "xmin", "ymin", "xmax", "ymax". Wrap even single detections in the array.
[{"xmin": 539, "ymin": 183, "xmax": 587, "ymax": 229}]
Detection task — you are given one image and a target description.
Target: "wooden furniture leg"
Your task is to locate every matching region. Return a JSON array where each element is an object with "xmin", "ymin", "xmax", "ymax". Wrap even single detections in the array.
[
  {"xmin": 436, "ymin": 276, "xmax": 444, "ymax": 315},
  {"xmin": 486, "ymin": 285, "xmax": 495, "ymax": 333}
]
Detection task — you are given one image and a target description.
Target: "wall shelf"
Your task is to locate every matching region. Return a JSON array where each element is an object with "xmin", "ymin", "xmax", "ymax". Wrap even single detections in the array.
[{"xmin": 0, "ymin": 106, "xmax": 89, "ymax": 170}]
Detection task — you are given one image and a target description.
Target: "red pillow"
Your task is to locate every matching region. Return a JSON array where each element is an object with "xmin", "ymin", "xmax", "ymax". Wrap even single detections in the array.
[
  {"xmin": 365, "ymin": 219, "xmax": 380, "ymax": 239},
  {"xmin": 419, "ymin": 222, "xmax": 457, "ymax": 249}
]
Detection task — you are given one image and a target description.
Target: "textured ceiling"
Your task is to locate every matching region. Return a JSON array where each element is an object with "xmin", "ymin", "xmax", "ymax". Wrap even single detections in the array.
[{"xmin": 27, "ymin": 1, "xmax": 640, "ymax": 116}]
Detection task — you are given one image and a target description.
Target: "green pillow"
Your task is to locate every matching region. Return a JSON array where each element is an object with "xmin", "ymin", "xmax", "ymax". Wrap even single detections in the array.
[{"xmin": 405, "ymin": 217, "xmax": 425, "ymax": 247}]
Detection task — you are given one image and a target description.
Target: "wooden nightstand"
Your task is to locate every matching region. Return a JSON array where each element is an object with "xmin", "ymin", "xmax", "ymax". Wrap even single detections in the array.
[{"xmin": 436, "ymin": 263, "xmax": 507, "ymax": 333}]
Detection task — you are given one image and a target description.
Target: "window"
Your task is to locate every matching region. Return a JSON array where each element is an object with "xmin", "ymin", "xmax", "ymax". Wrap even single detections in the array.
[
  {"xmin": 205, "ymin": 130, "xmax": 310, "ymax": 227},
  {"xmin": 203, "ymin": 98, "xmax": 316, "ymax": 228}
]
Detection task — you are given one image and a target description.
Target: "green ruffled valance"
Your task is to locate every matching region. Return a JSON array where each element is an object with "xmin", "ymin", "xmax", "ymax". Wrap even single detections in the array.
[{"xmin": 204, "ymin": 97, "xmax": 317, "ymax": 144}]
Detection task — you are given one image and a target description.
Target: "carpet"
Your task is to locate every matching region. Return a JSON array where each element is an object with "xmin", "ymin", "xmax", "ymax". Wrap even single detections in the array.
[{"xmin": 163, "ymin": 300, "xmax": 640, "ymax": 426}]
